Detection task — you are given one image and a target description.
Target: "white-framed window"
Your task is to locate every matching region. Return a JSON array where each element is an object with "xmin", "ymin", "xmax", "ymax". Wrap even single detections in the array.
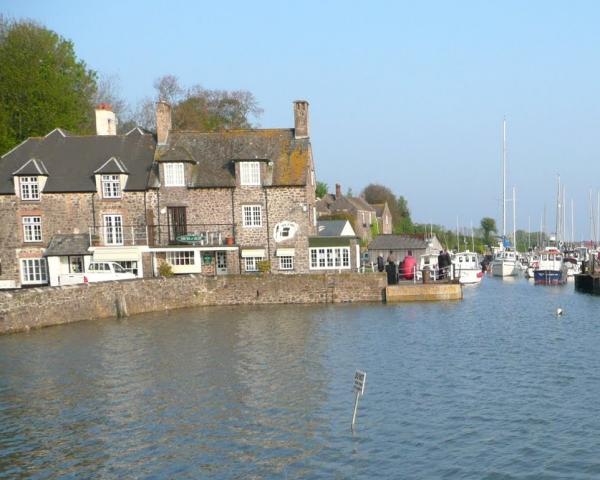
[
  {"xmin": 164, "ymin": 163, "xmax": 185, "ymax": 186},
  {"xmin": 240, "ymin": 161, "xmax": 260, "ymax": 186},
  {"xmin": 102, "ymin": 174, "xmax": 121, "ymax": 198},
  {"xmin": 22, "ymin": 216, "xmax": 42, "ymax": 242},
  {"xmin": 242, "ymin": 205, "xmax": 262, "ymax": 227},
  {"xmin": 244, "ymin": 256, "xmax": 263, "ymax": 272},
  {"xmin": 20, "ymin": 176, "xmax": 39, "ymax": 200},
  {"xmin": 103, "ymin": 214, "xmax": 123, "ymax": 245},
  {"xmin": 309, "ymin": 247, "xmax": 351, "ymax": 270},
  {"xmin": 20, "ymin": 258, "xmax": 48, "ymax": 284},
  {"xmin": 167, "ymin": 251, "xmax": 195, "ymax": 265},
  {"xmin": 279, "ymin": 256, "xmax": 294, "ymax": 270}
]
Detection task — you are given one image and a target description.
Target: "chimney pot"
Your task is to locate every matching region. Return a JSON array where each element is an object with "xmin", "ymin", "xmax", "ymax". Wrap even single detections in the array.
[
  {"xmin": 293, "ymin": 100, "xmax": 309, "ymax": 139},
  {"xmin": 335, "ymin": 183, "xmax": 341, "ymax": 198},
  {"xmin": 95, "ymin": 104, "xmax": 116, "ymax": 135},
  {"xmin": 156, "ymin": 101, "xmax": 172, "ymax": 145}
]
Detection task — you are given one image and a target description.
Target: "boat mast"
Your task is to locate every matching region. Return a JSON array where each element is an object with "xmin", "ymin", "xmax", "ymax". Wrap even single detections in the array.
[
  {"xmin": 528, "ymin": 216, "xmax": 531, "ymax": 250},
  {"xmin": 502, "ymin": 119, "xmax": 507, "ymax": 242},
  {"xmin": 571, "ymin": 199, "xmax": 574, "ymax": 246},
  {"xmin": 512, "ymin": 186, "xmax": 516, "ymax": 249},
  {"xmin": 555, "ymin": 175, "xmax": 561, "ymax": 245}
]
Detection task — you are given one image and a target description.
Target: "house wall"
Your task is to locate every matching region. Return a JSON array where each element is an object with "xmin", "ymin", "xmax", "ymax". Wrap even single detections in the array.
[
  {"xmin": 0, "ymin": 190, "xmax": 153, "ymax": 288},
  {"xmin": 0, "ymin": 273, "xmax": 388, "ymax": 335}
]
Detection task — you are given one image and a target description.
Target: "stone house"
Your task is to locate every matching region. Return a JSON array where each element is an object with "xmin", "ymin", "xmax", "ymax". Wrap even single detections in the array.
[
  {"xmin": 0, "ymin": 105, "xmax": 156, "ymax": 288},
  {"xmin": 0, "ymin": 100, "xmax": 321, "ymax": 287},
  {"xmin": 148, "ymin": 100, "xmax": 318, "ymax": 275},
  {"xmin": 372, "ymin": 202, "xmax": 393, "ymax": 235},
  {"xmin": 316, "ymin": 184, "xmax": 378, "ymax": 242}
]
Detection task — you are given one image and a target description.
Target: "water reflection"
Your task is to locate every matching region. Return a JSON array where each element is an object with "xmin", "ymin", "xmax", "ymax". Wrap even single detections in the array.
[{"xmin": 2, "ymin": 280, "xmax": 600, "ymax": 478}]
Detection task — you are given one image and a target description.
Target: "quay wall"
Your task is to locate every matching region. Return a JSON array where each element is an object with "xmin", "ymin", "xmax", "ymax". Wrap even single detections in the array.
[{"xmin": 0, "ymin": 273, "xmax": 387, "ymax": 335}]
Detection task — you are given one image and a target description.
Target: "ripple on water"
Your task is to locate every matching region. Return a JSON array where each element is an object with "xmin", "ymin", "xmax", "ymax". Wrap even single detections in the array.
[{"xmin": 2, "ymin": 280, "xmax": 600, "ymax": 478}]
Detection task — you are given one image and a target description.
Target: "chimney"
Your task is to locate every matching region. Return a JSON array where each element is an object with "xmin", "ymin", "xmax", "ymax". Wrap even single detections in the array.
[
  {"xmin": 293, "ymin": 100, "xmax": 309, "ymax": 139},
  {"xmin": 156, "ymin": 101, "xmax": 172, "ymax": 145},
  {"xmin": 95, "ymin": 103, "xmax": 116, "ymax": 135},
  {"xmin": 335, "ymin": 183, "xmax": 341, "ymax": 198}
]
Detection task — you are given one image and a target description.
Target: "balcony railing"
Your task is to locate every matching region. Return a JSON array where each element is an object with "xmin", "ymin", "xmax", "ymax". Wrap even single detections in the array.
[{"xmin": 89, "ymin": 223, "xmax": 236, "ymax": 248}]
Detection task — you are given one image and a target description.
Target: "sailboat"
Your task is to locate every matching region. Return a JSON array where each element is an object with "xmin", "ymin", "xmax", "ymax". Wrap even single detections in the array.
[{"xmin": 491, "ymin": 119, "xmax": 519, "ymax": 277}]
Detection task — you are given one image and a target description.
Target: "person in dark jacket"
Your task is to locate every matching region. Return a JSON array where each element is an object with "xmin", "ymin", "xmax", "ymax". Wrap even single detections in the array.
[
  {"xmin": 437, "ymin": 250, "xmax": 446, "ymax": 279},
  {"xmin": 377, "ymin": 254, "xmax": 385, "ymax": 272}
]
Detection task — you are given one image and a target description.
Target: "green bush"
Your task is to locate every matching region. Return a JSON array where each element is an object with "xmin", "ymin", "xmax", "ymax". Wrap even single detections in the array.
[
  {"xmin": 158, "ymin": 261, "xmax": 174, "ymax": 277},
  {"xmin": 257, "ymin": 260, "xmax": 271, "ymax": 273}
]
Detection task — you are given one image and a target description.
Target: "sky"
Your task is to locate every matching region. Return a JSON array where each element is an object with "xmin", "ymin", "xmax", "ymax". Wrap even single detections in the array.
[{"xmin": 3, "ymin": 0, "xmax": 600, "ymax": 240}]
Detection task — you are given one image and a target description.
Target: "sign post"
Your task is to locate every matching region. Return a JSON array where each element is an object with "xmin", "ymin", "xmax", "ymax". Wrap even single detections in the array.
[{"xmin": 351, "ymin": 370, "xmax": 366, "ymax": 430}]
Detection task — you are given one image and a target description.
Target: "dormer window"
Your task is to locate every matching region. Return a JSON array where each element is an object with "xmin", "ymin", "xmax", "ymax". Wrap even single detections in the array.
[
  {"xmin": 240, "ymin": 161, "xmax": 260, "ymax": 186},
  {"xmin": 164, "ymin": 163, "xmax": 185, "ymax": 186},
  {"xmin": 102, "ymin": 175, "xmax": 121, "ymax": 198},
  {"xmin": 20, "ymin": 176, "xmax": 39, "ymax": 200}
]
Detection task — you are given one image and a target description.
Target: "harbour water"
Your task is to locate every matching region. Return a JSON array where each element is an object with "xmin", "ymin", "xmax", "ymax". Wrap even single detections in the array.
[{"xmin": 2, "ymin": 276, "xmax": 600, "ymax": 479}]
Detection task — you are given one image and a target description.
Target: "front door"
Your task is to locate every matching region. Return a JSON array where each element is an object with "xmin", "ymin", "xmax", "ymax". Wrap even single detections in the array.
[
  {"xmin": 168, "ymin": 207, "xmax": 187, "ymax": 244},
  {"xmin": 216, "ymin": 251, "xmax": 227, "ymax": 275}
]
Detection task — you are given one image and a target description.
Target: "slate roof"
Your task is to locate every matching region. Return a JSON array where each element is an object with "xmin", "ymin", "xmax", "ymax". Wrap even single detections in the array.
[
  {"xmin": 94, "ymin": 157, "xmax": 128, "ymax": 174},
  {"xmin": 44, "ymin": 234, "xmax": 90, "ymax": 256},
  {"xmin": 0, "ymin": 128, "xmax": 156, "ymax": 194},
  {"xmin": 368, "ymin": 234, "xmax": 430, "ymax": 250},
  {"xmin": 316, "ymin": 193, "xmax": 376, "ymax": 215},
  {"xmin": 317, "ymin": 220, "xmax": 352, "ymax": 237},
  {"xmin": 155, "ymin": 129, "xmax": 311, "ymax": 187}
]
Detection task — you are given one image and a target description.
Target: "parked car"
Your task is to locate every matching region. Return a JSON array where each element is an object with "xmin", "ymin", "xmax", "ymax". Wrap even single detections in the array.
[{"xmin": 59, "ymin": 262, "xmax": 136, "ymax": 285}]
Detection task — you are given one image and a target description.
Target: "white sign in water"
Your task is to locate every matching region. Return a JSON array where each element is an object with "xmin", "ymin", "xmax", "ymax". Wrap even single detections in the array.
[
  {"xmin": 351, "ymin": 370, "xmax": 367, "ymax": 430},
  {"xmin": 354, "ymin": 370, "xmax": 366, "ymax": 395}
]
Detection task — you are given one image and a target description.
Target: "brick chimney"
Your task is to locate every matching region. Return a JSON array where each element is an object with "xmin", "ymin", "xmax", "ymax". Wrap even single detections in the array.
[
  {"xmin": 156, "ymin": 101, "xmax": 172, "ymax": 145},
  {"xmin": 293, "ymin": 100, "xmax": 309, "ymax": 139},
  {"xmin": 95, "ymin": 103, "xmax": 116, "ymax": 135},
  {"xmin": 335, "ymin": 183, "xmax": 341, "ymax": 198}
]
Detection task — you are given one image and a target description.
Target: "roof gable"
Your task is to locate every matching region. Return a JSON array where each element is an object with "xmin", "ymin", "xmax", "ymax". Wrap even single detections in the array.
[
  {"xmin": 12, "ymin": 158, "xmax": 49, "ymax": 176},
  {"xmin": 94, "ymin": 157, "xmax": 128, "ymax": 174}
]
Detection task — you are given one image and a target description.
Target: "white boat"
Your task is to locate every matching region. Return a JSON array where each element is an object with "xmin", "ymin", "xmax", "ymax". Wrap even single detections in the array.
[
  {"xmin": 452, "ymin": 251, "xmax": 483, "ymax": 284},
  {"xmin": 524, "ymin": 253, "xmax": 539, "ymax": 278},
  {"xmin": 534, "ymin": 248, "xmax": 568, "ymax": 285},
  {"xmin": 491, "ymin": 249, "xmax": 519, "ymax": 277},
  {"xmin": 415, "ymin": 253, "xmax": 440, "ymax": 281}
]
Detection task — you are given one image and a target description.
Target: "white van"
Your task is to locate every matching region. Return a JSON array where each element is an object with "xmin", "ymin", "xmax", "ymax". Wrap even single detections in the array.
[{"xmin": 59, "ymin": 261, "xmax": 136, "ymax": 285}]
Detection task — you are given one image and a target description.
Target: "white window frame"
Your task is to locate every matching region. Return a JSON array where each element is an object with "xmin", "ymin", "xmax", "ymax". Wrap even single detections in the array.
[
  {"xmin": 240, "ymin": 161, "xmax": 260, "ymax": 186},
  {"xmin": 242, "ymin": 205, "xmax": 262, "ymax": 227},
  {"xmin": 279, "ymin": 256, "xmax": 294, "ymax": 271},
  {"xmin": 164, "ymin": 163, "xmax": 185, "ymax": 187},
  {"xmin": 20, "ymin": 258, "xmax": 48, "ymax": 284},
  {"xmin": 101, "ymin": 174, "xmax": 121, "ymax": 198},
  {"xmin": 22, "ymin": 216, "xmax": 42, "ymax": 242},
  {"xmin": 309, "ymin": 247, "xmax": 351, "ymax": 270},
  {"xmin": 103, "ymin": 214, "xmax": 123, "ymax": 245},
  {"xmin": 167, "ymin": 250, "xmax": 195, "ymax": 266},
  {"xmin": 244, "ymin": 256, "xmax": 263, "ymax": 272},
  {"xmin": 20, "ymin": 176, "xmax": 40, "ymax": 200}
]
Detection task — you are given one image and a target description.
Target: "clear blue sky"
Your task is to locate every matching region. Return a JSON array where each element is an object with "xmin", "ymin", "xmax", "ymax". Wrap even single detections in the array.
[{"xmin": 3, "ymin": 0, "xmax": 600, "ymax": 240}]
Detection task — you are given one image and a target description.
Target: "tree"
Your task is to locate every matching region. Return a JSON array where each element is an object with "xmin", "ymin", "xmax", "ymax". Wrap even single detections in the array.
[
  {"xmin": 362, "ymin": 183, "xmax": 413, "ymax": 233},
  {"xmin": 131, "ymin": 75, "xmax": 263, "ymax": 133},
  {"xmin": 315, "ymin": 181, "xmax": 328, "ymax": 199},
  {"xmin": 0, "ymin": 18, "xmax": 97, "ymax": 153},
  {"xmin": 480, "ymin": 217, "xmax": 497, "ymax": 246}
]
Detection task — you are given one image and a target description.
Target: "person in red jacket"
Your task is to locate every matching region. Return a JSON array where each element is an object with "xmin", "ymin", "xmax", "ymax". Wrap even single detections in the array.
[{"xmin": 402, "ymin": 250, "xmax": 417, "ymax": 280}]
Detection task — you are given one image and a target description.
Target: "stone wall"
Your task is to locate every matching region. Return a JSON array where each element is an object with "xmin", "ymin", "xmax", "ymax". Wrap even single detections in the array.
[{"xmin": 0, "ymin": 273, "xmax": 387, "ymax": 334}]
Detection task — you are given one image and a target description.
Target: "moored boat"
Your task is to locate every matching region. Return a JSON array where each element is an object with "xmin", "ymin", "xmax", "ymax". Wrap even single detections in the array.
[
  {"xmin": 491, "ymin": 249, "xmax": 519, "ymax": 277},
  {"xmin": 452, "ymin": 251, "xmax": 483, "ymax": 284},
  {"xmin": 533, "ymin": 248, "xmax": 568, "ymax": 285}
]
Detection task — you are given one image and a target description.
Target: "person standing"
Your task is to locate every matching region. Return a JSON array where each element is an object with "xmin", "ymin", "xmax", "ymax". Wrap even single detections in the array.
[{"xmin": 402, "ymin": 250, "xmax": 417, "ymax": 280}]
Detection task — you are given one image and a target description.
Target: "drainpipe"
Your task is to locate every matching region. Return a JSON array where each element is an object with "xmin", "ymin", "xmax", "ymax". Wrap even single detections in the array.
[{"xmin": 264, "ymin": 187, "xmax": 271, "ymax": 272}]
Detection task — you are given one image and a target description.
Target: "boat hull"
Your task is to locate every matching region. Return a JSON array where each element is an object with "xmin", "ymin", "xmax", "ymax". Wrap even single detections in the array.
[
  {"xmin": 456, "ymin": 269, "xmax": 483, "ymax": 284},
  {"xmin": 534, "ymin": 269, "xmax": 567, "ymax": 285},
  {"xmin": 491, "ymin": 261, "xmax": 518, "ymax": 277}
]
